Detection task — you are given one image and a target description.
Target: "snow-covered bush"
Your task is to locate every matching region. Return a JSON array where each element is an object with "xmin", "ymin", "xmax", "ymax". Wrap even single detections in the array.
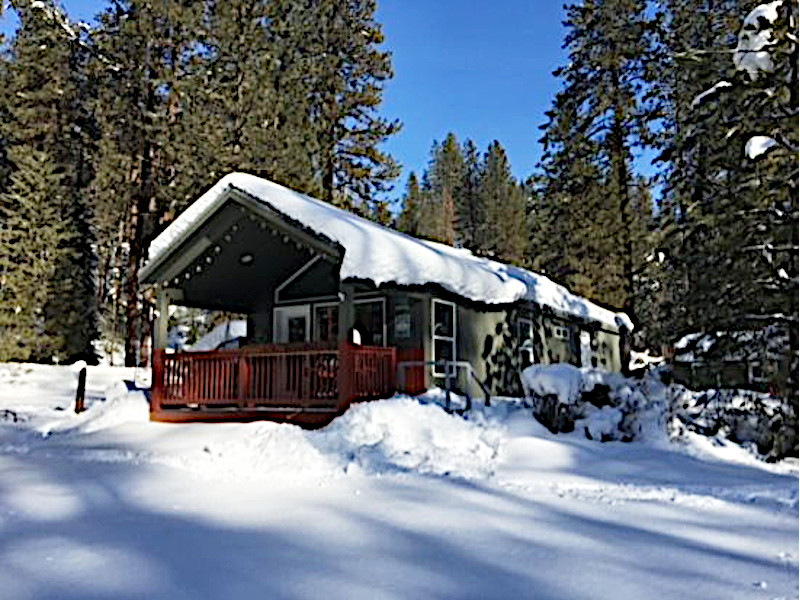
[
  {"xmin": 520, "ymin": 364, "xmax": 796, "ymax": 459},
  {"xmin": 669, "ymin": 387, "xmax": 798, "ymax": 461},
  {"xmin": 521, "ymin": 365, "xmax": 662, "ymax": 441}
]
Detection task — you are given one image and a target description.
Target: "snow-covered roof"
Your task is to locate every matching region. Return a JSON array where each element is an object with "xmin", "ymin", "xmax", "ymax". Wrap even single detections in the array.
[{"xmin": 143, "ymin": 173, "xmax": 633, "ymax": 331}]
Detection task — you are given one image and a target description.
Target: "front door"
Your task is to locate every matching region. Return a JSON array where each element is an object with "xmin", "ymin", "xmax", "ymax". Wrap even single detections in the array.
[{"xmin": 274, "ymin": 305, "xmax": 310, "ymax": 343}]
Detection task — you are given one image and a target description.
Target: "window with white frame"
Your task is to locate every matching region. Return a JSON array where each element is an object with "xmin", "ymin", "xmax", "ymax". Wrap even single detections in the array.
[
  {"xmin": 432, "ymin": 299, "xmax": 456, "ymax": 376},
  {"xmin": 748, "ymin": 362, "xmax": 766, "ymax": 383},
  {"xmin": 517, "ymin": 317, "xmax": 535, "ymax": 368}
]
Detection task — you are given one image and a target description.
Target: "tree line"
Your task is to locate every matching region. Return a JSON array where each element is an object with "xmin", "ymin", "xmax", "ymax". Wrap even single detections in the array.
[
  {"xmin": 0, "ymin": 0, "xmax": 796, "ymax": 412},
  {"xmin": 0, "ymin": 0, "xmax": 398, "ymax": 365},
  {"xmin": 397, "ymin": 0, "xmax": 796, "ymax": 404}
]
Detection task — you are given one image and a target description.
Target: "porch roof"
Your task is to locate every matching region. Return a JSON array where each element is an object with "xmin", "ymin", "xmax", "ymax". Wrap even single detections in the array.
[{"xmin": 141, "ymin": 173, "xmax": 632, "ymax": 331}]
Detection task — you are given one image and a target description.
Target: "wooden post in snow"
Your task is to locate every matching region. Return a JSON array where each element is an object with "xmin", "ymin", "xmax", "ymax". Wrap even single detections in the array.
[{"xmin": 74, "ymin": 367, "xmax": 87, "ymax": 414}]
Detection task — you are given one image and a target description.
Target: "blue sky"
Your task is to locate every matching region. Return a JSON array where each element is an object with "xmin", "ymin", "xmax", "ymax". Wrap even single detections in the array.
[{"xmin": 1, "ymin": 1, "xmax": 568, "ymax": 198}]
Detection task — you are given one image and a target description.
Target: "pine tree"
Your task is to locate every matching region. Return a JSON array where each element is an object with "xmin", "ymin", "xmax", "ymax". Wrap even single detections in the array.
[
  {"xmin": 90, "ymin": 0, "xmax": 204, "ymax": 366},
  {"xmin": 479, "ymin": 141, "xmax": 528, "ymax": 263},
  {"xmin": 268, "ymin": 0, "xmax": 401, "ymax": 208},
  {"xmin": 457, "ymin": 139, "xmax": 485, "ymax": 251},
  {"xmin": 537, "ymin": 0, "xmax": 658, "ymax": 316},
  {"xmin": 397, "ymin": 172, "xmax": 423, "ymax": 236},
  {"xmin": 0, "ymin": 1, "xmax": 97, "ymax": 362},
  {"xmin": 0, "ymin": 150, "xmax": 68, "ymax": 361},
  {"xmin": 655, "ymin": 0, "xmax": 798, "ymax": 398},
  {"xmin": 421, "ymin": 133, "xmax": 464, "ymax": 244}
]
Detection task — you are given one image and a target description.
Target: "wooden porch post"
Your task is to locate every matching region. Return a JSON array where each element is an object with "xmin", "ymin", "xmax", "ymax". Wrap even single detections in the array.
[
  {"xmin": 338, "ymin": 282, "xmax": 356, "ymax": 346},
  {"xmin": 153, "ymin": 287, "xmax": 170, "ymax": 350},
  {"xmin": 338, "ymin": 283, "xmax": 356, "ymax": 409}
]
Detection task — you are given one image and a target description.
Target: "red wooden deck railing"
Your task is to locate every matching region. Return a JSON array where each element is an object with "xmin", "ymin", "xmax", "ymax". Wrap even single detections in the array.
[{"xmin": 150, "ymin": 343, "xmax": 396, "ymax": 424}]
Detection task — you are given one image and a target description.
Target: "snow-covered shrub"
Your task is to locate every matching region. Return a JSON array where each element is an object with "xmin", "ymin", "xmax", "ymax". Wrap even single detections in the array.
[
  {"xmin": 669, "ymin": 387, "xmax": 798, "ymax": 461},
  {"xmin": 521, "ymin": 364, "xmax": 662, "ymax": 441},
  {"xmin": 520, "ymin": 364, "xmax": 584, "ymax": 433}
]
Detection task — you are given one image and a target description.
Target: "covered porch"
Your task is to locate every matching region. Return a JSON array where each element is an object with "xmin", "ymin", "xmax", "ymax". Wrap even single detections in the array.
[{"xmin": 142, "ymin": 188, "xmax": 399, "ymax": 425}]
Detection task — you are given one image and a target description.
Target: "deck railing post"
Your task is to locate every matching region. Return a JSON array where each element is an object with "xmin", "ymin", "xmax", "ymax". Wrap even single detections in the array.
[
  {"xmin": 151, "ymin": 349, "xmax": 165, "ymax": 414},
  {"xmin": 338, "ymin": 343, "xmax": 353, "ymax": 410},
  {"xmin": 238, "ymin": 353, "xmax": 251, "ymax": 406}
]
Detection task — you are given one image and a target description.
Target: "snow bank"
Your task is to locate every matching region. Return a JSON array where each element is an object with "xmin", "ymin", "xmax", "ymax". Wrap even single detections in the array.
[
  {"xmin": 36, "ymin": 381, "xmax": 149, "ymax": 437},
  {"xmin": 316, "ymin": 398, "xmax": 503, "ymax": 479},
  {"xmin": 142, "ymin": 173, "xmax": 632, "ymax": 331}
]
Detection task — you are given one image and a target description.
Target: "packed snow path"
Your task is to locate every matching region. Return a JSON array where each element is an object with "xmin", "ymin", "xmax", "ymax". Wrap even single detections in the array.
[{"xmin": 0, "ymin": 364, "xmax": 797, "ymax": 600}]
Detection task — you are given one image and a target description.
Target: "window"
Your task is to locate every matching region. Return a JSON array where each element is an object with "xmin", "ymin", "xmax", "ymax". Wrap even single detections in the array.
[
  {"xmin": 518, "ymin": 317, "xmax": 534, "ymax": 368},
  {"xmin": 273, "ymin": 305, "xmax": 310, "ymax": 343},
  {"xmin": 313, "ymin": 299, "xmax": 386, "ymax": 346},
  {"xmin": 314, "ymin": 304, "xmax": 339, "ymax": 343},
  {"xmin": 432, "ymin": 299, "xmax": 456, "ymax": 376},
  {"xmin": 354, "ymin": 299, "xmax": 386, "ymax": 346},
  {"xmin": 748, "ymin": 363, "xmax": 765, "ymax": 383},
  {"xmin": 552, "ymin": 325, "xmax": 570, "ymax": 340}
]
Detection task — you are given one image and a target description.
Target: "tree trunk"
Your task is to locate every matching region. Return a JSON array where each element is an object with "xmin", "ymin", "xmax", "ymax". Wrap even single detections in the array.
[{"xmin": 609, "ymin": 68, "xmax": 635, "ymax": 314}]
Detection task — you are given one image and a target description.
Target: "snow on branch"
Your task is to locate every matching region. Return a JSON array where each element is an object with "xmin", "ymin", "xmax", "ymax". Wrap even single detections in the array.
[
  {"xmin": 691, "ymin": 81, "xmax": 732, "ymax": 107},
  {"xmin": 734, "ymin": 1, "xmax": 784, "ymax": 80},
  {"xmin": 745, "ymin": 135, "xmax": 778, "ymax": 159}
]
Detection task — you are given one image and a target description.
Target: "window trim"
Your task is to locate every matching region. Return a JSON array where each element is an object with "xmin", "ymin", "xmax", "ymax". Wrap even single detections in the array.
[
  {"xmin": 748, "ymin": 362, "xmax": 766, "ymax": 383},
  {"xmin": 311, "ymin": 297, "xmax": 387, "ymax": 346},
  {"xmin": 272, "ymin": 304, "xmax": 311, "ymax": 343},
  {"xmin": 431, "ymin": 299, "xmax": 457, "ymax": 377},
  {"xmin": 517, "ymin": 316, "xmax": 535, "ymax": 365}
]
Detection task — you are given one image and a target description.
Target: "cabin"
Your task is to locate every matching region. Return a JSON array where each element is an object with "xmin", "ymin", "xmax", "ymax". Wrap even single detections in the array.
[
  {"xmin": 140, "ymin": 173, "xmax": 632, "ymax": 425},
  {"xmin": 671, "ymin": 327, "xmax": 791, "ymax": 395}
]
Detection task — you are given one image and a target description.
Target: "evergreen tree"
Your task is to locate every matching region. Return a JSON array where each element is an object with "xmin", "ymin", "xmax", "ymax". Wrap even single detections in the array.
[
  {"xmin": 397, "ymin": 172, "xmax": 423, "ymax": 236},
  {"xmin": 90, "ymin": 0, "xmax": 204, "ymax": 366},
  {"xmin": 268, "ymin": 0, "xmax": 401, "ymax": 208},
  {"xmin": 0, "ymin": 150, "xmax": 70, "ymax": 361},
  {"xmin": 457, "ymin": 139, "xmax": 485, "ymax": 251},
  {"xmin": 537, "ymin": 0, "xmax": 658, "ymax": 316},
  {"xmin": 479, "ymin": 141, "xmax": 528, "ymax": 263},
  {"xmin": 0, "ymin": 1, "xmax": 97, "ymax": 362},
  {"xmin": 655, "ymin": 0, "xmax": 797, "ymax": 397},
  {"xmin": 421, "ymin": 133, "xmax": 464, "ymax": 244}
]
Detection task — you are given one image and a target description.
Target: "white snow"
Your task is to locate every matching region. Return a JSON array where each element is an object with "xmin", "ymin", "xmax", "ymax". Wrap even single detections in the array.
[
  {"xmin": 0, "ymin": 363, "xmax": 796, "ymax": 599},
  {"xmin": 188, "ymin": 319, "xmax": 247, "ymax": 351},
  {"xmin": 691, "ymin": 80, "xmax": 732, "ymax": 107},
  {"xmin": 520, "ymin": 363, "xmax": 584, "ymax": 404},
  {"xmin": 734, "ymin": 1, "xmax": 783, "ymax": 79},
  {"xmin": 142, "ymin": 173, "xmax": 633, "ymax": 331},
  {"xmin": 745, "ymin": 135, "xmax": 779, "ymax": 159}
]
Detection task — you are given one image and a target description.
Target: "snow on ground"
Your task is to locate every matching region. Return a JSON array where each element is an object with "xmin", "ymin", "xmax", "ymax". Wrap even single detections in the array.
[{"xmin": 0, "ymin": 363, "xmax": 797, "ymax": 600}]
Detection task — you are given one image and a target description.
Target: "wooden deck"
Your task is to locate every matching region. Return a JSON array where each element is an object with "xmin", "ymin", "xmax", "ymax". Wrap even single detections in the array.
[{"xmin": 150, "ymin": 343, "xmax": 397, "ymax": 426}]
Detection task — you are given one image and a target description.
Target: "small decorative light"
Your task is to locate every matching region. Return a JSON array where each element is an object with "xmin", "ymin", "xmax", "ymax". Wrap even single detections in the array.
[
  {"xmin": 259, "ymin": 222, "xmax": 267, "ymax": 229},
  {"xmin": 184, "ymin": 273, "xmax": 191, "ymax": 280},
  {"xmin": 195, "ymin": 265, "xmax": 202, "ymax": 273},
  {"xmin": 271, "ymin": 229, "xmax": 278, "ymax": 236},
  {"xmin": 205, "ymin": 256, "xmax": 213, "ymax": 264},
  {"xmin": 231, "ymin": 224, "xmax": 239, "ymax": 232},
  {"xmin": 162, "ymin": 280, "xmax": 169, "ymax": 288},
  {"xmin": 281, "ymin": 235, "xmax": 289, "ymax": 244},
  {"xmin": 223, "ymin": 234, "xmax": 232, "ymax": 242},
  {"xmin": 214, "ymin": 245, "xmax": 222, "ymax": 254},
  {"xmin": 173, "ymin": 277, "xmax": 180, "ymax": 285},
  {"xmin": 239, "ymin": 252, "xmax": 254, "ymax": 266}
]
